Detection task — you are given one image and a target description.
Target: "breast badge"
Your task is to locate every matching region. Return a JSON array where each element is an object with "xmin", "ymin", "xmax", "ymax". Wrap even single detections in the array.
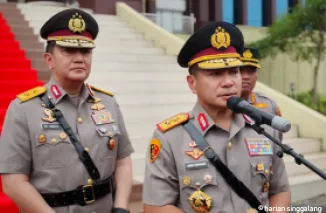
[
  {"xmin": 108, "ymin": 138, "xmax": 116, "ymax": 150},
  {"xmin": 91, "ymin": 110, "xmax": 115, "ymax": 125},
  {"xmin": 185, "ymin": 148, "xmax": 204, "ymax": 160},
  {"xmin": 91, "ymin": 103, "xmax": 105, "ymax": 111},
  {"xmin": 39, "ymin": 133, "xmax": 47, "ymax": 143},
  {"xmin": 183, "ymin": 176, "xmax": 192, "ymax": 186},
  {"xmin": 42, "ymin": 109, "xmax": 56, "ymax": 123},
  {"xmin": 188, "ymin": 183, "xmax": 212, "ymax": 213}
]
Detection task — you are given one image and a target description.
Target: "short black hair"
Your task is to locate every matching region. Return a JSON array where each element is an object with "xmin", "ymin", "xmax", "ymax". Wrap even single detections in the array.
[{"xmin": 45, "ymin": 41, "xmax": 56, "ymax": 53}]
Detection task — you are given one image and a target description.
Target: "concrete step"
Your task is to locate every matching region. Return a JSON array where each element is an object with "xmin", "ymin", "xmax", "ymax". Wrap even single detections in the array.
[
  {"xmin": 93, "ymin": 81, "xmax": 190, "ymax": 94},
  {"xmin": 283, "ymin": 124, "xmax": 299, "ymax": 138},
  {"xmin": 289, "ymin": 170, "xmax": 326, "ymax": 202},
  {"xmin": 111, "ymin": 92, "xmax": 196, "ymax": 105},
  {"xmin": 283, "ymin": 138, "xmax": 321, "ymax": 154},
  {"xmin": 129, "ymin": 201, "xmax": 143, "ymax": 213},
  {"xmin": 93, "ymin": 54, "xmax": 176, "ymax": 63},
  {"xmin": 89, "ymin": 67, "xmax": 184, "ymax": 77},
  {"xmin": 284, "ymin": 152, "xmax": 326, "ymax": 176},
  {"xmin": 93, "ymin": 47, "xmax": 164, "ymax": 55}
]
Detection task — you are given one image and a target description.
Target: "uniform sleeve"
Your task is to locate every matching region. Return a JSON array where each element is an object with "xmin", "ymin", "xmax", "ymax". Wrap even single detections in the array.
[
  {"xmin": 269, "ymin": 129, "xmax": 290, "ymax": 195},
  {"xmin": 0, "ymin": 100, "xmax": 32, "ymax": 175},
  {"xmin": 143, "ymin": 129, "xmax": 179, "ymax": 206},
  {"xmin": 114, "ymin": 98, "xmax": 134, "ymax": 160}
]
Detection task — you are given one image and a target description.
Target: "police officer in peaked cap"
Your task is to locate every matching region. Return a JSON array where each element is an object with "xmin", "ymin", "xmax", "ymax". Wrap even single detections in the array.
[
  {"xmin": 0, "ymin": 8, "xmax": 134, "ymax": 213},
  {"xmin": 142, "ymin": 21, "xmax": 291, "ymax": 213}
]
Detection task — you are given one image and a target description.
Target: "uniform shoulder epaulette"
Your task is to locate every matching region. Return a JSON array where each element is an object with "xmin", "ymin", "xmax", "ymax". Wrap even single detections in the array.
[
  {"xmin": 156, "ymin": 112, "xmax": 190, "ymax": 133},
  {"xmin": 90, "ymin": 85, "xmax": 114, "ymax": 97},
  {"xmin": 17, "ymin": 86, "xmax": 47, "ymax": 103}
]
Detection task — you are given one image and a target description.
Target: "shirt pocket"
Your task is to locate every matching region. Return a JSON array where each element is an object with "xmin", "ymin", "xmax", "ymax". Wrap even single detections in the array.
[
  {"xmin": 34, "ymin": 131, "xmax": 74, "ymax": 169},
  {"xmin": 179, "ymin": 170, "xmax": 223, "ymax": 213},
  {"xmin": 249, "ymin": 156, "xmax": 272, "ymax": 203},
  {"xmin": 93, "ymin": 124, "xmax": 121, "ymax": 177}
]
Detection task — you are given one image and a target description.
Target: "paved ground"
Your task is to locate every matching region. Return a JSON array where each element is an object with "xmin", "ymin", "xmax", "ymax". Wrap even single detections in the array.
[{"xmin": 290, "ymin": 194, "xmax": 326, "ymax": 212}]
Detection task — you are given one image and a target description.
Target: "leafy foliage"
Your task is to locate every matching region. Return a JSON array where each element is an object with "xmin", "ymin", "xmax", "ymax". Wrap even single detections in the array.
[
  {"xmin": 248, "ymin": 0, "xmax": 326, "ymax": 104},
  {"xmin": 289, "ymin": 90, "xmax": 326, "ymax": 115}
]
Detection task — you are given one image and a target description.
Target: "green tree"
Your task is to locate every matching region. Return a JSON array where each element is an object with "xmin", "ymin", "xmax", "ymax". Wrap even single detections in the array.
[{"xmin": 248, "ymin": 0, "xmax": 326, "ymax": 103}]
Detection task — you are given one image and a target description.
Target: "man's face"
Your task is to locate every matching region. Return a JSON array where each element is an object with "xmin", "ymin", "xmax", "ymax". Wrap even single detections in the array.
[
  {"xmin": 240, "ymin": 66, "xmax": 258, "ymax": 98},
  {"xmin": 187, "ymin": 67, "xmax": 242, "ymax": 108},
  {"xmin": 44, "ymin": 46, "xmax": 92, "ymax": 83}
]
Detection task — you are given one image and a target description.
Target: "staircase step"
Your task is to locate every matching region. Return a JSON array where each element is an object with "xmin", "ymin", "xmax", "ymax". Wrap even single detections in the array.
[
  {"xmin": 285, "ymin": 153, "xmax": 326, "ymax": 176},
  {"xmin": 129, "ymin": 201, "xmax": 143, "ymax": 213},
  {"xmin": 0, "ymin": 81, "xmax": 44, "ymax": 94},
  {"xmin": 0, "ymin": 58, "xmax": 31, "ymax": 69},
  {"xmin": 130, "ymin": 180, "xmax": 143, "ymax": 203},
  {"xmin": 283, "ymin": 124, "xmax": 299, "ymax": 138},
  {"xmin": 0, "ymin": 69, "xmax": 38, "ymax": 81},
  {"xmin": 0, "ymin": 32, "xmax": 15, "ymax": 40},
  {"xmin": 289, "ymin": 170, "xmax": 326, "ymax": 202},
  {"xmin": 0, "ymin": 194, "xmax": 19, "ymax": 213},
  {"xmin": 283, "ymin": 138, "xmax": 321, "ymax": 154},
  {"xmin": 0, "ymin": 109, "xmax": 6, "ymax": 125},
  {"xmin": 93, "ymin": 47, "xmax": 164, "ymax": 55},
  {"xmin": 93, "ymin": 54, "xmax": 175, "ymax": 63},
  {"xmin": 94, "ymin": 81, "xmax": 189, "ymax": 94}
]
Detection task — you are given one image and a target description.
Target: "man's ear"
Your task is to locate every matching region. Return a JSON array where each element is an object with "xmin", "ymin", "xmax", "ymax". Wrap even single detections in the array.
[
  {"xmin": 187, "ymin": 74, "xmax": 197, "ymax": 94},
  {"xmin": 44, "ymin": 52, "xmax": 54, "ymax": 70}
]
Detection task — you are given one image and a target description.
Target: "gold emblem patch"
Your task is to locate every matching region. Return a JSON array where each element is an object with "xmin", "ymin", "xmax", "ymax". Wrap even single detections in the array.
[
  {"xmin": 211, "ymin": 26, "xmax": 231, "ymax": 49},
  {"xmin": 183, "ymin": 176, "xmax": 192, "ymax": 186},
  {"xmin": 149, "ymin": 138, "xmax": 161, "ymax": 163},
  {"xmin": 185, "ymin": 148, "xmax": 204, "ymax": 160},
  {"xmin": 189, "ymin": 189, "xmax": 212, "ymax": 213},
  {"xmin": 42, "ymin": 109, "xmax": 56, "ymax": 123},
  {"xmin": 243, "ymin": 49, "xmax": 253, "ymax": 59},
  {"xmin": 68, "ymin": 13, "xmax": 86, "ymax": 33},
  {"xmin": 39, "ymin": 134, "xmax": 47, "ymax": 143}
]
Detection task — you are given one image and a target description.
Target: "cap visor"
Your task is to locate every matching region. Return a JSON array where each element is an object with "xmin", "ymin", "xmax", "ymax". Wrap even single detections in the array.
[
  {"xmin": 243, "ymin": 62, "xmax": 261, "ymax": 69},
  {"xmin": 197, "ymin": 58, "xmax": 243, "ymax": 69},
  {"xmin": 55, "ymin": 40, "xmax": 95, "ymax": 48}
]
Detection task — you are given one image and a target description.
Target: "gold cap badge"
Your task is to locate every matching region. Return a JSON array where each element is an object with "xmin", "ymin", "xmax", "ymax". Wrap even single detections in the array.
[
  {"xmin": 243, "ymin": 49, "xmax": 253, "ymax": 59},
  {"xmin": 68, "ymin": 13, "xmax": 86, "ymax": 33},
  {"xmin": 211, "ymin": 27, "xmax": 231, "ymax": 49}
]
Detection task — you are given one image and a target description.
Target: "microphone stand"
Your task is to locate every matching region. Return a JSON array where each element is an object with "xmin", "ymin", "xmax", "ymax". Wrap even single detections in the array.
[{"xmin": 248, "ymin": 119, "xmax": 326, "ymax": 181}]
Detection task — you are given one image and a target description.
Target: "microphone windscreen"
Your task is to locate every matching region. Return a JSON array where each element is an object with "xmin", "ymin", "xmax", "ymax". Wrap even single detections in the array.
[{"xmin": 227, "ymin": 96, "xmax": 243, "ymax": 112}]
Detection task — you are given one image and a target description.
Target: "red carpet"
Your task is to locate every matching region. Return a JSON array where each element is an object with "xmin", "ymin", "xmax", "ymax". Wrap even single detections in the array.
[{"xmin": 0, "ymin": 11, "xmax": 44, "ymax": 212}]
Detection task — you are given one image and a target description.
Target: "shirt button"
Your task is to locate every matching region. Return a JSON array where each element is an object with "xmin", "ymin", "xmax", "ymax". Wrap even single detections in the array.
[
  {"xmin": 51, "ymin": 138, "xmax": 57, "ymax": 144},
  {"xmin": 77, "ymin": 117, "xmax": 83, "ymax": 124},
  {"xmin": 227, "ymin": 141, "xmax": 232, "ymax": 149}
]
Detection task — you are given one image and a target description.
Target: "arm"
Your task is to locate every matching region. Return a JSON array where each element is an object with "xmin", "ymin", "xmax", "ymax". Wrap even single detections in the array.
[
  {"xmin": 113, "ymin": 156, "xmax": 133, "ymax": 209},
  {"xmin": 113, "ymin": 98, "xmax": 134, "ymax": 211},
  {"xmin": 0, "ymin": 100, "xmax": 54, "ymax": 213},
  {"xmin": 144, "ymin": 205, "xmax": 184, "ymax": 213},
  {"xmin": 143, "ymin": 130, "xmax": 181, "ymax": 212},
  {"xmin": 2, "ymin": 174, "xmax": 55, "ymax": 213},
  {"xmin": 269, "ymin": 192, "xmax": 291, "ymax": 213}
]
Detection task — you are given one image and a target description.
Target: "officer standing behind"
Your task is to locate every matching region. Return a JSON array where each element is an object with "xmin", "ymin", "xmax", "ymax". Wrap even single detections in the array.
[
  {"xmin": 240, "ymin": 47, "xmax": 282, "ymax": 116},
  {"xmin": 142, "ymin": 22, "xmax": 291, "ymax": 213},
  {"xmin": 0, "ymin": 9, "xmax": 133, "ymax": 213}
]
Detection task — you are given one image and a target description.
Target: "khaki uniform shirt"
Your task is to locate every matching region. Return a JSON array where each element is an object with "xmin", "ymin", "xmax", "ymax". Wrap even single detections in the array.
[
  {"xmin": 143, "ymin": 102, "xmax": 290, "ymax": 213},
  {"xmin": 0, "ymin": 77, "xmax": 134, "ymax": 213},
  {"xmin": 248, "ymin": 92, "xmax": 282, "ymax": 116}
]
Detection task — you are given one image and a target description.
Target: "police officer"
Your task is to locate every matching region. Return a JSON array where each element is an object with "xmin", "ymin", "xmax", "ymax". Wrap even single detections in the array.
[
  {"xmin": 0, "ymin": 9, "xmax": 133, "ymax": 213},
  {"xmin": 240, "ymin": 47, "xmax": 282, "ymax": 116},
  {"xmin": 142, "ymin": 21, "xmax": 291, "ymax": 213}
]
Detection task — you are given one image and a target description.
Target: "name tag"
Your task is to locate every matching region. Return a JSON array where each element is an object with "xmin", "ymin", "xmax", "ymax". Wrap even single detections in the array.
[
  {"xmin": 185, "ymin": 160, "xmax": 209, "ymax": 171},
  {"xmin": 245, "ymin": 138, "xmax": 273, "ymax": 156},
  {"xmin": 41, "ymin": 123, "xmax": 62, "ymax": 130}
]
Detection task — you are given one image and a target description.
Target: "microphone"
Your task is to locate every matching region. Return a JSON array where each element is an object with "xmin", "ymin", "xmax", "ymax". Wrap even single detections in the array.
[{"xmin": 227, "ymin": 96, "xmax": 291, "ymax": 132}]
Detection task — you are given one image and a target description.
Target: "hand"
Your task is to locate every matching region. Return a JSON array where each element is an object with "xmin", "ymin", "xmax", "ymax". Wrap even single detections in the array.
[{"xmin": 112, "ymin": 207, "xmax": 130, "ymax": 213}]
